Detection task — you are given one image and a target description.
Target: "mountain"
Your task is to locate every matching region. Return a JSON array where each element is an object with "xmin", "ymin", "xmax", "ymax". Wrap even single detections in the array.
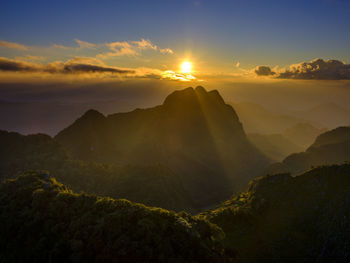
[
  {"xmin": 248, "ymin": 133, "xmax": 303, "ymax": 161},
  {"xmin": 204, "ymin": 163, "xmax": 350, "ymax": 262},
  {"xmin": 0, "ymin": 130, "xmax": 194, "ymax": 212},
  {"xmin": 0, "ymin": 171, "xmax": 230, "ymax": 262},
  {"xmin": 266, "ymin": 126, "xmax": 350, "ymax": 175},
  {"xmin": 55, "ymin": 86, "xmax": 270, "ymax": 208},
  {"xmin": 231, "ymin": 102, "xmax": 308, "ymax": 134},
  {"xmin": 292, "ymin": 103, "xmax": 350, "ymax": 129},
  {"xmin": 282, "ymin": 122, "xmax": 327, "ymax": 148}
]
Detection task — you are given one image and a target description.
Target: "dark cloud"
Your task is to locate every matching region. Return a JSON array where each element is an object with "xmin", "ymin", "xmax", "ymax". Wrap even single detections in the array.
[
  {"xmin": 0, "ymin": 57, "xmax": 134, "ymax": 75},
  {"xmin": 277, "ymin": 59, "xmax": 350, "ymax": 80},
  {"xmin": 255, "ymin": 66, "xmax": 276, "ymax": 76},
  {"xmin": 0, "ymin": 57, "xmax": 40, "ymax": 72},
  {"xmin": 62, "ymin": 63, "xmax": 134, "ymax": 74},
  {"xmin": 255, "ymin": 59, "xmax": 350, "ymax": 80}
]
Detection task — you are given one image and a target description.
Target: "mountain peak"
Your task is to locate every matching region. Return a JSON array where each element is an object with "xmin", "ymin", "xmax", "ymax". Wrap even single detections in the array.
[
  {"xmin": 163, "ymin": 86, "xmax": 225, "ymax": 107},
  {"xmin": 195, "ymin": 85, "xmax": 206, "ymax": 93},
  {"xmin": 80, "ymin": 109, "xmax": 105, "ymax": 120}
]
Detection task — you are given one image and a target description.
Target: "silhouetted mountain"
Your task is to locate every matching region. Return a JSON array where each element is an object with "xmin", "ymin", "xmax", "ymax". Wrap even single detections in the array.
[
  {"xmin": 248, "ymin": 133, "xmax": 303, "ymax": 161},
  {"xmin": 56, "ymin": 86, "xmax": 270, "ymax": 208},
  {"xmin": 266, "ymin": 126, "xmax": 350, "ymax": 175},
  {"xmin": 231, "ymin": 102, "xmax": 308, "ymax": 134},
  {"xmin": 204, "ymin": 163, "xmax": 350, "ymax": 262},
  {"xmin": 0, "ymin": 172, "xmax": 230, "ymax": 262},
  {"xmin": 0, "ymin": 130, "xmax": 194, "ymax": 212},
  {"xmin": 282, "ymin": 122, "xmax": 327, "ymax": 148},
  {"xmin": 292, "ymin": 103, "xmax": 350, "ymax": 129}
]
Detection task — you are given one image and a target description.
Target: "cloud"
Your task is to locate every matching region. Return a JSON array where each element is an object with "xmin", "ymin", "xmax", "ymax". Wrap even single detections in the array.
[
  {"xmin": 74, "ymin": 39, "xmax": 97, "ymax": 49},
  {"xmin": 255, "ymin": 66, "xmax": 276, "ymax": 76},
  {"xmin": 97, "ymin": 38, "xmax": 174, "ymax": 58},
  {"xmin": 0, "ymin": 57, "xmax": 40, "ymax": 72},
  {"xmin": 51, "ymin": 44, "xmax": 71, "ymax": 50},
  {"xmin": 63, "ymin": 62, "xmax": 134, "ymax": 74},
  {"xmin": 98, "ymin": 41, "xmax": 138, "ymax": 58},
  {"xmin": 161, "ymin": 70, "xmax": 197, "ymax": 81},
  {"xmin": 14, "ymin": 55, "xmax": 46, "ymax": 62},
  {"xmin": 0, "ymin": 57, "xmax": 134, "ymax": 75},
  {"xmin": 0, "ymin": 57, "xmax": 197, "ymax": 82},
  {"xmin": 160, "ymin": 48, "xmax": 174, "ymax": 54},
  {"xmin": 0, "ymin": 41, "xmax": 28, "ymax": 51},
  {"xmin": 277, "ymin": 59, "xmax": 350, "ymax": 80},
  {"xmin": 132, "ymin": 39, "xmax": 157, "ymax": 50},
  {"xmin": 255, "ymin": 59, "xmax": 350, "ymax": 80}
]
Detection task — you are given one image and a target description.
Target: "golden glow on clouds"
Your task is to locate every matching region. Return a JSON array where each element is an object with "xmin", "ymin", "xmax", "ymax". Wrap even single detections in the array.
[{"xmin": 162, "ymin": 70, "xmax": 196, "ymax": 82}]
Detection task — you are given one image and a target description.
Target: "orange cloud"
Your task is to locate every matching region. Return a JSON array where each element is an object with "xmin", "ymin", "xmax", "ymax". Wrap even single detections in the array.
[{"xmin": 0, "ymin": 41, "xmax": 28, "ymax": 51}]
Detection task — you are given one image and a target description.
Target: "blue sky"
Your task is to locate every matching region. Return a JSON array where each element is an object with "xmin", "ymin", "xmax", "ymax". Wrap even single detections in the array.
[{"xmin": 0, "ymin": 0, "xmax": 350, "ymax": 75}]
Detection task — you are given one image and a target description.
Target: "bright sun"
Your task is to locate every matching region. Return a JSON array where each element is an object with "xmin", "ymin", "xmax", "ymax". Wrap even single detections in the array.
[{"xmin": 180, "ymin": 61, "xmax": 192, "ymax": 73}]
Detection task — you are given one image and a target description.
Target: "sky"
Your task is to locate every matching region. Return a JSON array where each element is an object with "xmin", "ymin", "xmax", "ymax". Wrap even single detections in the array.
[
  {"xmin": 1, "ymin": 0, "xmax": 350, "ymax": 74},
  {"xmin": 0, "ymin": 0, "xmax": 350, "ymax": 135}
]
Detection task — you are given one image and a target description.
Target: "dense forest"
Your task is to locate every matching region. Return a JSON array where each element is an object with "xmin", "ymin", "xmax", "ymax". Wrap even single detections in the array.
[{"xmin": 0, "ymin": 172, "xmax": 229, "ymax": 262}]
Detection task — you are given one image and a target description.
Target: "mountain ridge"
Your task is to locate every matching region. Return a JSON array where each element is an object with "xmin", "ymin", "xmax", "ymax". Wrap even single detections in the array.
[{"xmin": 55, "ymin": 86, "xmax": 270, "ymax": 209}]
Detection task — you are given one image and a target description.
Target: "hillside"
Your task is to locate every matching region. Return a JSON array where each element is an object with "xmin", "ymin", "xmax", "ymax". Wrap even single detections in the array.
[
  {"xmin": 0, "ymin": 130, "xmax": 194, "ymax": 212},
  {"xmin": 56, "ymin": 86, "xmax": 270, "ymax": 208},
  {"xmin": 266, "ymin": 126, "xmax": 350, "ymax": 175},
  {"xmin": 203, "ymin": 163, "xmax": 350, "ymax": 263},
  {"xmin": 248, "ymin": 133, "xmax": 303, "ymax": 161},
  {"xmin": 0, "ymin": 172, "xmax": 230, "ymax": 262},
  {"xmin": 231, "ymin": 102, "xmax": 306, "ymax": 134},
  {"xmin": 292, "ymin": 103, "xmax": 350, "ymax": 129},
  {"xmin": 282, "ymin": 122, "xmax": 327, "ymax": 148}
]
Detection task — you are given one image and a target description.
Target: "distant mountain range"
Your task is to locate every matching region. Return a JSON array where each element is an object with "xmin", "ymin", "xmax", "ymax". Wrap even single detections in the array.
[
  {"xmin": 231, "ymin": 102, "xmax": 307, "ymax": 134},
  {"xmin": 282, "ymin": 122, "xmax": 328, "ymax": 148},
  {"xmin": 248, "ymin": 133, "xmax": 303, "ymax": 161},
  {"xmin": 233, "ymin": 101, "xmax": 350, "ymax": 133},
  {"xmin": 267, "ymin": 126, "xmax": 350, "ymax": 175},
  {"xmin": 292, "ymin": 102, "xmax": 350, "ymax": 129}
]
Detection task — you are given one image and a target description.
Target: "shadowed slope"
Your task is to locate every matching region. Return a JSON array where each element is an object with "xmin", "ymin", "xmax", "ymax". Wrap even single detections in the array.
[
  {"xmin": 204, "ymin": 163, "xmax": 350, "ymax": 263},
  {"xmin": 0, "ymin": 130, "xmax": 194, "ymax": 212},
  {"xmin": 56, "ymin": 86, "xmax": 270, "ymax": 208}
]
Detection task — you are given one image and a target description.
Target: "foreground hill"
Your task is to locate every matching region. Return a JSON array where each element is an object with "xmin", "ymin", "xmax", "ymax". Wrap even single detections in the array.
[
  {"xmin": 203, "ymin": 163, "xmax": 350, "ymax": 263},
  {"xmin": 0, "ymin": 130, "xmax": 194, "ymax": 212},
  {"xmin": 56, "ymin": 86, "xmax": 270, "ymax": 208},
  {"xmin": 267, "ymin": 126, "xmax": 350, "ymax": 175},
  {"xmin": 0, "ymin": 172, "xmax": 230, "ymax": 262}
]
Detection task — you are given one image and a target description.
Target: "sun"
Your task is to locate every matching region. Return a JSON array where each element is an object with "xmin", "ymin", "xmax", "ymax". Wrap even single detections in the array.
[{"xmin": 180, "ymin": 61, "xmax": 192, "ymax": 74}]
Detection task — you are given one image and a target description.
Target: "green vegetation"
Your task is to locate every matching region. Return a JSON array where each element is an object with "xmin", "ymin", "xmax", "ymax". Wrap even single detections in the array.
[
  {"xmin": 0, "ymin": 130, "xmax": 194, "ymax": 212},
  {"xmin": 203, "ymin": 163, "xmax": 350, "ymax": 262},
  {"xmin": 0, "ymin": 172, "xmax": 230, "ymax": 262}
]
